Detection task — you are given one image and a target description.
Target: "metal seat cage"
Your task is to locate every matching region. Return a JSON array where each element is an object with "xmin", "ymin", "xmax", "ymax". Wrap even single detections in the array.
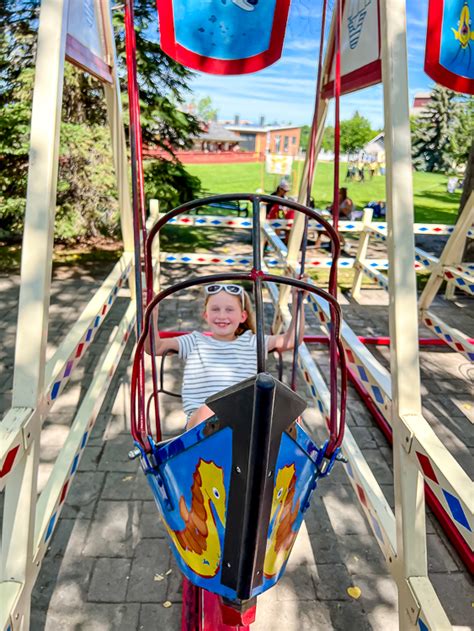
[{"xmin": 131, "ymin": 194, "xmax": 347, "ymax": 456}]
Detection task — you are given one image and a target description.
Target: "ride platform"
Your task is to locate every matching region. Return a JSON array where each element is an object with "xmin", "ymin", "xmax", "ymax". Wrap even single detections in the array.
[{"xmin": 0, "ymin": 257, "xmax": 471, "ymax": 630}]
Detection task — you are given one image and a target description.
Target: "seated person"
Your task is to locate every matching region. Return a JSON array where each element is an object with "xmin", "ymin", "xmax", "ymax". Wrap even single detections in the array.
[
  {"xmin": 145, "ymin": 283, "xmax": 307, "ymax": 429},
  {"xmin": 328, "ymin": 187, "xmax": 354, "ymax": 218},
  {"xmin": 367, "ymin": 200, "xmax": 386, "ymax": 219},
  {"xmin": 266, "ymin": 179, "xmax": 290, "ymax": 219}
]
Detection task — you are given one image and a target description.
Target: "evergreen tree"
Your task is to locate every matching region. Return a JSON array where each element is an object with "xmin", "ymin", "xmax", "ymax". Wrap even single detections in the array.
[
  {"xmin": 0, "ymin": 0, "xmax": 202, "ymax": 241},
  {"xmin": 448, "ymin": 95, "xmax": 474, "ymax": 170},
  {"xmin": 411, "ymin": 85, "xmax": 459, "ymax": 173}
]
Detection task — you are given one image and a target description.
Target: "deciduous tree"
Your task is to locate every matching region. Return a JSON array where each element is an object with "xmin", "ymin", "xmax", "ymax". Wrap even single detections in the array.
[{"xmin": 339, "ymin": 112, "xmax": 373, "ymax": 154}]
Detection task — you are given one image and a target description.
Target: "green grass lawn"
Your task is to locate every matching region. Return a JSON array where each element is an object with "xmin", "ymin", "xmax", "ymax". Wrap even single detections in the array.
[{"xmin": 185, "ymin": 160, "xmax": 462, "ymax": 224}]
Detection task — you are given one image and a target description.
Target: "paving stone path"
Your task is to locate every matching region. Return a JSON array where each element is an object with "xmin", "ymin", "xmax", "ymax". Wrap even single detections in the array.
[{"xmin": 0, "ymin": 230, "xmax": 472, "ymax": 630}]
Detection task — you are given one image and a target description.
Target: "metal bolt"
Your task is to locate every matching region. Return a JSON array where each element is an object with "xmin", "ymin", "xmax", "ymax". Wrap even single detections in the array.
[
  {"xmin": 226, "ymin": 562, "xmax": 231, "ymax": 568},
  {"xmin": 235, "ymin": 466, "xmax": 241, "ymax": 474},
  {"xmin": 267, "ymin": 470, "xmax": 273, "ymax": 477}
]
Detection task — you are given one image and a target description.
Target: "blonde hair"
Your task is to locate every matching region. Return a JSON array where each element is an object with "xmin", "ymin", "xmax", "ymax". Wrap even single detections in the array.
[{"xmin": 204, "ymin": 287, "xmax": 256, "ymax": 336}]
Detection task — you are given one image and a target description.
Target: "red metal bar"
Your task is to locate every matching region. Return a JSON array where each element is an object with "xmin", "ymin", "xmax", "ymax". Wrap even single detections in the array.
[
  {"xmin": 124, "ymin": 0, "xmax": 161, "ymax": 440},
  {"xmin": 302, "ymin": 335, "xmax": 474, "ymax": 347},
  {"xmin": 181, "ymin": 578, "xmax": 201, "ymax": 631},
  {"xmin": 290, "ymin": 0, "xmax": 328, "ymax": 391},
  {"xmin": 324, "ymin": 0, "xmax": 344, "ymax": 457},
  {"xmin": 202, "ymin": 590, "xmax": 253, "ymax": 630}
]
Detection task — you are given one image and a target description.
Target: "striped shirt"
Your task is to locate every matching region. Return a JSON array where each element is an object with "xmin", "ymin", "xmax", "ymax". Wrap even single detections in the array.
[{"xmin": 178, "ymin": 330, "xmax": 268, "ymax": 417}]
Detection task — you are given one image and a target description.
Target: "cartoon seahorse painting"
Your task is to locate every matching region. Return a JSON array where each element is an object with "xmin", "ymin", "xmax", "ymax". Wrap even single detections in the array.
[
  {"xmin": 165, "ymin": 459, "xmax": 226, "ymax": 577},
  {"xmin": 451, "ymin": 2, "xmax": 474, "ymax": 49},
  {"xmin": 263, "ymin": 464, "xmax": 300, "ymax": 578}
]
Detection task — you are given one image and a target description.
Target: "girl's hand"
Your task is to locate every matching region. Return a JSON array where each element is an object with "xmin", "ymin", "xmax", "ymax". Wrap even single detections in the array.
[{"xmin": 291, "ymin": 275, "xmax": 310, "ymax": 302}]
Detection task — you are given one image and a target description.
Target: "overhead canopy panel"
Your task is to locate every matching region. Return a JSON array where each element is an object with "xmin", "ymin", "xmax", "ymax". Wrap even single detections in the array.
[
  {"xmin": 424, "ymin": 0, "xmax": 474, "ymax": 95},
  {"xmin": 321, "ymin": 0, "xmax": 381, "ymax": 98},
  {"xmin": 157, "ymin": 0, "xmax": 291, "ymax": 75}
]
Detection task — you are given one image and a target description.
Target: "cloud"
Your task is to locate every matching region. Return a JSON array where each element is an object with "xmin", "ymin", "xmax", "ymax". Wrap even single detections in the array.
[
  {"xmin": 187, "ymin": 0, "xmax": 432, "ymax": 128},
  {"xmin": 284, "ymin": 38, "xmax": 319, "ymax": 52}
]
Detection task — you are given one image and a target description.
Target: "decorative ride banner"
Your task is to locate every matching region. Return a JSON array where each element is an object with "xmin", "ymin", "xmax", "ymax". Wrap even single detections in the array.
[
  {"xmin": 157, "ymin": 0, "xmax": 291, "ymax": 75},
  {"xmin": 425, "ymin": 0, "xmax": 474, "ymax": 95},
  {"xmin": 66, "ymin": 0, "xmax": 112, "ymax": 84},
  {"xmin": 321, "ymin": 0, "xmax": 381, "ymax": 98}
]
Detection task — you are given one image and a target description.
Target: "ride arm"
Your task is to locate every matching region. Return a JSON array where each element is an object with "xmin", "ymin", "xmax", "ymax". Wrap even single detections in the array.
[
  {"xmin": 267, "ymin": 288, "xmax": 306, "ymax": 353},
  {"xmin": 144, "ymin": 307, "xmax": 180, "ymax": 355}
]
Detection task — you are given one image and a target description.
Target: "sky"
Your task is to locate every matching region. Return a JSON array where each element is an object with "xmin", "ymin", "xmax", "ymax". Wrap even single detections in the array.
[{"xmin": 179, "ymin": 0, "xmax": 433, "ymax": 128}]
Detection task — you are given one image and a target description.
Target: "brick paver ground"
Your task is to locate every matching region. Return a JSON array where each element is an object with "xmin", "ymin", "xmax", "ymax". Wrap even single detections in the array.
[{"xmin": 1, "ymin": 230, "xmax": 472, "ymax": 630}]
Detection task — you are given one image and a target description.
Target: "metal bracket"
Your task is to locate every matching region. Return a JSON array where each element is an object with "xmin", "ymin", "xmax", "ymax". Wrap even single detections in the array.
[
  {"xmin": 398, "ymin": 414, "xmax": 416, "ymax": 454},
  {"xmin": 404, "ymin": 578, "xmax": 422, "ymax": 625}
]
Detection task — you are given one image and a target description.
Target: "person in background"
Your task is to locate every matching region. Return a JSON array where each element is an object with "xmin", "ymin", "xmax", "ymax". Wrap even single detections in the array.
[
  {"xmin": 315, "ymin": 188, "xmax": 356, "ymax": 249},
  {"xmin": 330, "ymin": 187, "xmax": 355, "ymax": 219},
  {"xmin": 369, "ymin": 160, "xmax": 376, "ymax": 180},
  {"xmin": 266, "ymin": 179, "xmax": 290, "ymax": 219}
]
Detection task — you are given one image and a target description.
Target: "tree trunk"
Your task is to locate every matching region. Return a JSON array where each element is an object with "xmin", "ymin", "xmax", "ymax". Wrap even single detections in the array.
[{"xmin": 460, "ymin": 139, "xmax": 474, "ymax": 261}]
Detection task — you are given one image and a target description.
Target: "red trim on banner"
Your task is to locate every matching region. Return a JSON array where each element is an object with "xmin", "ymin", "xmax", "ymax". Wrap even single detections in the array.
[
  {"xmin": 321, "ymin": 0, "xmax": 382, "ymax": 99},
  {"xmin": 424, "ymin": 0, "xmax": 474, "ymax": 95},
  {"xmin": 65, "ymin": 34, "xmax": 113, "ymax": 84},
  {"xmin": 157, "ymin": 0, "xmax": 290, "ymax": 74},
  {"xmin": 321, "ymin": 59, "xmax": 382, "ymax": 98}
]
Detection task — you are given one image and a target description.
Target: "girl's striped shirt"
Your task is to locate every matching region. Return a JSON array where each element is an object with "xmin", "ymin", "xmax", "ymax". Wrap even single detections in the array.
[{"xmin": 178, "ymin": 330, "xmax": 268, "ymax": 418}]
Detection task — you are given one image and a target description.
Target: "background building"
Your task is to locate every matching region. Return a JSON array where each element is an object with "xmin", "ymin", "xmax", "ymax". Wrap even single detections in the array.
[
  {"xmin": 224, "ymin": 121, "xmax": 302, "ymax": 156},
  {"xmin": 194, "ymin": 121, "xmax": 241, "ymax": 152}
]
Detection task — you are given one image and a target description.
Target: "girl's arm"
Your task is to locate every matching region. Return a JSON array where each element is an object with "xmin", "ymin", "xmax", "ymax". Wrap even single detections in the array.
[
  {"xmin": 144, "ymin": 306, "xmax": 180, "ymax": 356},
  {"xmin": 267, "ymin": 287, "xmax": 307, "ymax": 353}
]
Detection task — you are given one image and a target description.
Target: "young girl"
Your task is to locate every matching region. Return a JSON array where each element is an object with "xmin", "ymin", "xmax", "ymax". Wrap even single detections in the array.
[{"xmin": 146, "ymin": 283, "xmax": 306, "ymax": 429}]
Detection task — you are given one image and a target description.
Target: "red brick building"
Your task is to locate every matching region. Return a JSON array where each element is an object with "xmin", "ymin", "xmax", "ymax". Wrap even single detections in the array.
[{"xmin": 224, "ymin": 124, "xmax": 302, "ymax": 156}]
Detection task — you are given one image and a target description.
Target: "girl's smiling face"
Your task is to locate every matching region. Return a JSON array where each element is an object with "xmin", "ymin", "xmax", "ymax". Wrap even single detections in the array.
[{"xmin": 204, "ymin": 291, "xmax": 248, "ymax": 340}]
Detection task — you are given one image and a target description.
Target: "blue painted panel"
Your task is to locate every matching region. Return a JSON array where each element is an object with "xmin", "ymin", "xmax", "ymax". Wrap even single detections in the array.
[{"xmin": 173, "ymin": 0, "xmax": 276, "ymax": 60}]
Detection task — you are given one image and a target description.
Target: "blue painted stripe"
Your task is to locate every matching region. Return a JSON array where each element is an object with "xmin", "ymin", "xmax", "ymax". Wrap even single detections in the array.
[
  {"xmin": 81, "ymin": 432, "xmax": 88, "ymax": 449},
  {"xmin": 45, "ymin": 513, "xmax": 57, "ymax": 541},
  {"xmin": 51, "ymin": 382, "xmax": 61, "ymax": 400},
  {"xmin": 71, "ymin": 453, "xmax": 80, "ymax": 475}
]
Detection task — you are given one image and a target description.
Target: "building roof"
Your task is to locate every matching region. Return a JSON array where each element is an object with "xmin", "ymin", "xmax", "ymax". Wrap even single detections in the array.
[
  {"xmin": 225, "ymin": 124, "xmax": 301, "ymax": 134},
  {"xmin": 366, "ymin": 132, "xmax": 384, "ymax": 147},
  {"xmin": 414, "ymin": 91, "xmax": 431, "ymax": 99},
  {"xmin": 198, "ymin": 121, "xmax": 241, "ymax": 142}
]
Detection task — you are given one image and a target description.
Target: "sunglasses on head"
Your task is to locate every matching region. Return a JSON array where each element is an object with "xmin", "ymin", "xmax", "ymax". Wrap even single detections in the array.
[{"xmin": 205, "ymin": 284, "xmax": 245, "ymax": 307}]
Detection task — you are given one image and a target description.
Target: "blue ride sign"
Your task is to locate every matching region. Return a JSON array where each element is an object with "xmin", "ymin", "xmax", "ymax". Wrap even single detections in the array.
[
  {"xmin": 425, "ymin": 0, "xmax": 474, "ymax": 94},
  {"xmin": 157, "ymin": 0, "xmax": 291, "ymax": 74}
]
